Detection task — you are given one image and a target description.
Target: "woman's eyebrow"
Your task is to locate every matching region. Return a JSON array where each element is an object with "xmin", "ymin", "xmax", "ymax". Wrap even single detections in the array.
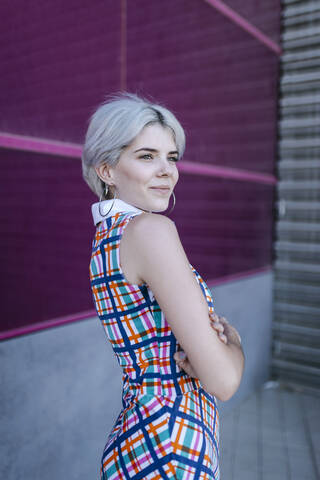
[{"xmin": 134, "ymin": 147, "xmax": 179, "ymax": 155}]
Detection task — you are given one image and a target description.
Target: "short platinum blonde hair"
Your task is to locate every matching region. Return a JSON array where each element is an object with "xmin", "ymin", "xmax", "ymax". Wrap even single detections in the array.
[{"xmin": 81, "ymin": 91, "xmax": 186, "ymax": 200}]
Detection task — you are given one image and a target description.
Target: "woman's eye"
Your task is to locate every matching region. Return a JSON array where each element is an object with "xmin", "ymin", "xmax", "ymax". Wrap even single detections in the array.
[{"xmin": 139, "ymin": 154, "xmax": 178, "ymax": 162}]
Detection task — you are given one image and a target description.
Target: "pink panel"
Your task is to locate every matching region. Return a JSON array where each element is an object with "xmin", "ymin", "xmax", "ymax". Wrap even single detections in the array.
[
  {"xmin": 0, "ymin": 0, "xmax": 280, "ymax": 336},
  {"xmin": 0, "ymin": 0, "xmax": 121, "ymax": 143},
  {"xmin": 221, "ymin": 0, "xmax": 281, "ymax": 44},
  {"xmin": 0, "ymin": 148, "xmax": 96, "ymax": 332},
  {"xmin": 169, "ymin": 174, "xmax": 275, "ymax": 279},
  {"xmin": 127, "ymin": 0, "xmax": 279, "ymax": 175}
]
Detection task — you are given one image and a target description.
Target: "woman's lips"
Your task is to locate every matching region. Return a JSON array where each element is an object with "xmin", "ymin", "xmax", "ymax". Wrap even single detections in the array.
[{"xmin": 150, "ymin": 187, "xmax": 170, "ymax": 194}]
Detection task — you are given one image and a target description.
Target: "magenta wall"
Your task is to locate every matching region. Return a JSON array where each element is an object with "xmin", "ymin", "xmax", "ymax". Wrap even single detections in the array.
[
  {"xmin": 0, "ymin": 0, "xmax": 280, "ymax": 335},
  {"xmin": 126, "ymin": 1, "xmax": 279, "ymax": 174},
  {"xmin": 1, "ymin": 149, "xmax": 94, "ymax": 331},
  {"xmin": 1, "ymin": 0, "xmax": 122, "ymax": 142}
]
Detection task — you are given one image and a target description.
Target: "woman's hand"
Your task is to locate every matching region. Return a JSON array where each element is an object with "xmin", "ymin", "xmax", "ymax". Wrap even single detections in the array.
[
  {"xmin": 173, "ymin": 350, "xmax": 199, "ymax": 378},
  {"xmin": 173, "ymin": 311, "xmax": 233, "ymax": 378},
  {"xmin": 209, "ymin": 311, "xmax": 228, "ymax": 344},
  {"xmin": 209, "ymin": 312, "xmax": 242, "ymax": 346}
]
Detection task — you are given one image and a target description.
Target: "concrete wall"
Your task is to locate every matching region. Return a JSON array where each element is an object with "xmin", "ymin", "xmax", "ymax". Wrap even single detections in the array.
[
  {"xmin": 214, "ymin": 270, "xmax": 274, "ymax": 415},
  {"xmin": 0, "ymin": 270, "xmax": 273, "ymax": 480}
]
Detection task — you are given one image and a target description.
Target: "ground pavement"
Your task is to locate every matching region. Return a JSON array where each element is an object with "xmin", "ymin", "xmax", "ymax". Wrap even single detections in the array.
[{"xmin": 219, "ymin": 381, "xmax": 320, "ymax": 479}]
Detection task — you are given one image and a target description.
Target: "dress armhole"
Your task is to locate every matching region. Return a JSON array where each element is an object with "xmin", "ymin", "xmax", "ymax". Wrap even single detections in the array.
[{"xmin": 116, "ymin": 212, "xmax": 148, "ymax": 288}]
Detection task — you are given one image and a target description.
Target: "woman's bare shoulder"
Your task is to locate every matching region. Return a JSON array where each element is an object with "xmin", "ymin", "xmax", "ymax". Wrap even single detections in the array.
[
  {"xmin": 119, "ymin": 212, "xmax": 180, "ymax": 285},
  {"xmin": 125, "ymin": 212, "xmax": 185, "ymax": 277},
  {"xmin": 128, "ymin": 212, "xmax": 177, "ymax": 244},
  {"xmin": 132, "ymin": 211, "xmax": 175, "ymax": 228}
]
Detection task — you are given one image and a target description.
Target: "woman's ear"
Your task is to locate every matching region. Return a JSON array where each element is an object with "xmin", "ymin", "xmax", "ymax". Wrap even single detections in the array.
[{"xmin": 94, "ymin": 163, "xmax": 114, "ymax": 184}]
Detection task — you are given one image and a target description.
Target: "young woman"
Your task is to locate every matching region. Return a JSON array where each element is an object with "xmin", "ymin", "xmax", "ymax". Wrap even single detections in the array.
[{"xmin": 82, "ymin": 92, "xmax": 245, "ymax": 479}]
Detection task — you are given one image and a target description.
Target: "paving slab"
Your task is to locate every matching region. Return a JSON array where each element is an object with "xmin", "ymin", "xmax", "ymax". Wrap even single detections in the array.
[{"xmin": 219, "ymin": 382, "xmax": 320, "ymax": 480}]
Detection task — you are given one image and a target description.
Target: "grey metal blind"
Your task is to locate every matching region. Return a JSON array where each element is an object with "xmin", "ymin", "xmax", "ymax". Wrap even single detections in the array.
[{"xmin": 272, "ymin": 0, "xmax": 320, "ymax": 389}]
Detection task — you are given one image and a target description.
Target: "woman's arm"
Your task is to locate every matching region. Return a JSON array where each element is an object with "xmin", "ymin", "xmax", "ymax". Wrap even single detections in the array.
[
  {"xmin": 121, "ymin": 213, "xmax": 245, "ymax": 402},
  {"xmin": 175, "ymin": 313, "xmax": 244, "ymax": 398}
]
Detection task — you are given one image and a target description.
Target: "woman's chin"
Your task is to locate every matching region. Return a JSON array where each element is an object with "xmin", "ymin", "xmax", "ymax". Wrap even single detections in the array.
[
  {"xmin": 150, "ymin": 200, "xmax": 170, "ymax": 213},
  {"xmin": 136, "ymin": 195, "xmax": 171, "ymax": 213}
]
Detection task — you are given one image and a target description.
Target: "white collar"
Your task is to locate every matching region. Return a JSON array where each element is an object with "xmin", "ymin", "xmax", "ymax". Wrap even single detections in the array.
[{"xmin": 91, "ymin": 199, "xmax": 144, "ymax": 226}]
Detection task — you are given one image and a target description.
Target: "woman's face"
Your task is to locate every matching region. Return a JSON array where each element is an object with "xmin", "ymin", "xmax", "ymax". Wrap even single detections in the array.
[{"xmin": 97, "ymin": 123, "xmax": 179, "ymax": 213}]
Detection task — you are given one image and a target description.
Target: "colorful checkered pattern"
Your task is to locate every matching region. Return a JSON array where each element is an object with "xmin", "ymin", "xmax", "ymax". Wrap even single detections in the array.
[{"xmin": 89, "ymin": 211, "xmax": 220, "ymax": 479}]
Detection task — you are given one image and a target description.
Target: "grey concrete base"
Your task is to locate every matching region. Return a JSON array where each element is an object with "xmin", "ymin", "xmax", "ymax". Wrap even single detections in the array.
[
  {"xmin": 212, "ymin": 270, "xmax": 274, "ymax": 415},
  {"xmin": 0, "ymin": 270, "xmax": 273, "ymax": 479},
  {"xmin": 0, "ymin": 317, "xmax": 123, "ymax": 480}
]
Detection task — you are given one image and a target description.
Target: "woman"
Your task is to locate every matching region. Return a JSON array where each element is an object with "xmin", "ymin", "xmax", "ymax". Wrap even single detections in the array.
[{"xmin": 82, "ymin": 92, "xmax": 245, "ymax": 479}]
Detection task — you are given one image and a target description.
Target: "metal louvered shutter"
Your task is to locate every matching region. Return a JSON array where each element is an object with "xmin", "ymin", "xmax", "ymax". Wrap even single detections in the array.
[{"xmin": 272, "ymin": 0, "xmax": 320, "ymax": 389}]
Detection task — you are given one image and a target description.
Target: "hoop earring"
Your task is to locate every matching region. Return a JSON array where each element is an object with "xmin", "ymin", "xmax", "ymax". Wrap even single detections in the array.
[
  {"xmin": 98, "ymin": 185, "xmax": 117, "ymax": 217},
  {"xmin": 166, "ymin": 191, "xmax": 176, "ymax": 215}
]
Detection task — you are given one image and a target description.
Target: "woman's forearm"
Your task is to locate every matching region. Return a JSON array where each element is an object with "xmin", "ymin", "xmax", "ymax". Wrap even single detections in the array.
[
  {"xmin": 205, "ymin": 334, "xmax": 245, "ymax": 401},
  {"xmin": 225, "ymin": 341, "xmax": 245, "ymax": 397}
]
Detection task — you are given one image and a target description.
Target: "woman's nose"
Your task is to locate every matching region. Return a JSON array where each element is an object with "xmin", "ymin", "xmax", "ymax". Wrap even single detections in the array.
[{"xmin": 157, "ymin": 157, "xmax": 171, "ymax": 175}]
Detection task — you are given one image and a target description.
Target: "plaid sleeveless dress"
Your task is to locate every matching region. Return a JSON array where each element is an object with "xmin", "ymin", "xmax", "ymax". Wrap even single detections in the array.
[{"xmin": 89, "ymin": 208, "xmax": 220, "ymax": 479}]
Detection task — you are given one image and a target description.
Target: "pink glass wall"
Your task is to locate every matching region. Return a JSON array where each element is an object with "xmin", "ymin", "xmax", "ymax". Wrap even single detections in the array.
[{"xmin": 0, "ymin": 0, "xmax": 281, "ymax": 336}]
